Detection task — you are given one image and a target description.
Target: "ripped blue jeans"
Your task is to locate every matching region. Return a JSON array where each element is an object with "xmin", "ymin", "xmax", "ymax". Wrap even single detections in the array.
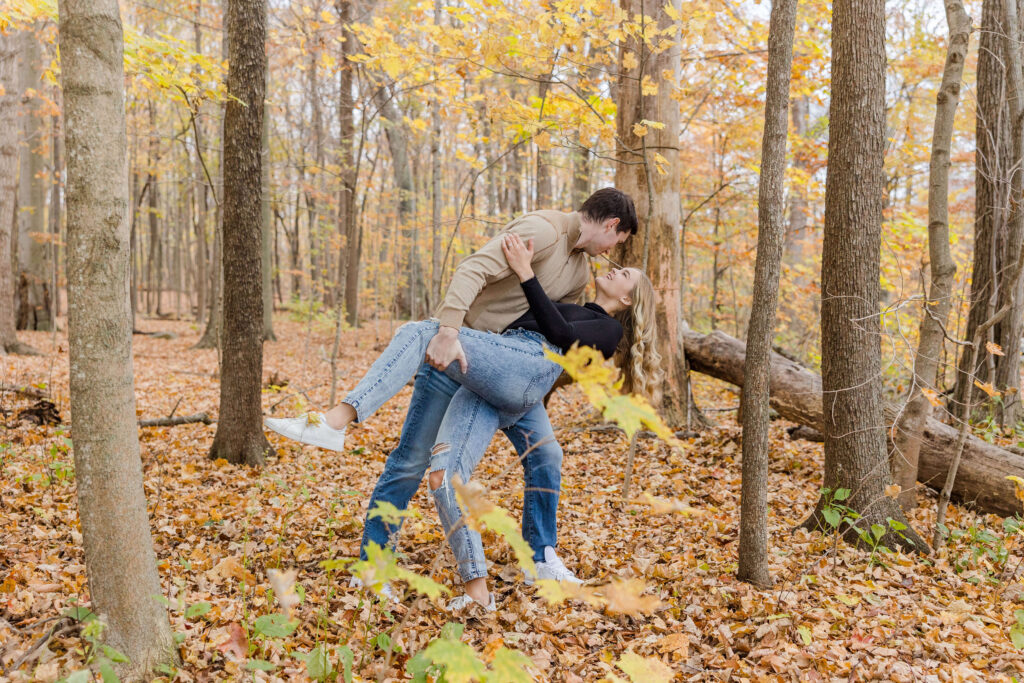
[{"xmin": 344, "ymin": 321, "xmax": 565, "ymax": 574}]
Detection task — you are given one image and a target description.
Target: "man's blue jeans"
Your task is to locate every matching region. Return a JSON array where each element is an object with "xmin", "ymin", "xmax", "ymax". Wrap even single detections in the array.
[{"xmin": 356, "ymin": 352, "xmax": 562, "ymax": 564}]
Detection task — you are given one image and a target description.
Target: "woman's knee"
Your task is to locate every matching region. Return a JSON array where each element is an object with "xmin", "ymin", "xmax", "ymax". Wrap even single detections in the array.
[{"xmin": 429, "ymin": 442, "xmax": 452, "ymax": 491}]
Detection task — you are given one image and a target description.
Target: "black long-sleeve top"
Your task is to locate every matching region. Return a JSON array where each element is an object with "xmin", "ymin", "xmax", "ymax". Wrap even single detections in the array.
[{"xmin": 505, "ymin": 277, "xmax": 623, "ymax": 359}]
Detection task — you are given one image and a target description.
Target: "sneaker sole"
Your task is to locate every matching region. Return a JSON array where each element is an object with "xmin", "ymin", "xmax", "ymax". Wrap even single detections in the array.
[{"xmin": 265, "ymin": 420, "xmax": 345, "ymax": 452}]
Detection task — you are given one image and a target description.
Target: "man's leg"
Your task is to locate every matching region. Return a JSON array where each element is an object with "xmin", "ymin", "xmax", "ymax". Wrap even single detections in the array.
[
  {"xmin": 359, "ymin": 362, "xmax": 460, "ymax": 560},
  {"xmin": 502, "ymin": 403, "xmax": 561, "ymax": 562}
]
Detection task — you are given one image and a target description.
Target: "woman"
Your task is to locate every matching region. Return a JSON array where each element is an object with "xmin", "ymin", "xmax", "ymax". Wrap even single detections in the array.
[{"xmin": 265, "ymin": 233, "xmax": 662, "ymax": 609}]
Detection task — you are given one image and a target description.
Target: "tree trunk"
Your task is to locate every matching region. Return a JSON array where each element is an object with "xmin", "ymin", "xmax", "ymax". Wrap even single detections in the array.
[
  {"xmin": 801, "ymin": 0, "xmax": 927, "ymax": 552},
  {"xmin": 954, "ymin": 0, "xmax": 1011, "ymax": 417},
  {"xmin": 995, "ymin": 0, "xmax": 1024, "ymax": 427},
  {"xmin": 614, "ymin": 0, "xmax": 697, "ymax": 429},
  {"xmin": 891, "ymin": 1, "xmax": 970, "ymax": 509},
  {"xmin": 737, "ymin": 0, "xmax": 797, "ymax": 589},
  {"xmin": 261, "ymin": 30, "xmax": 276, "ymax": 342},
  {"xmin": 0, "ymin": 34, "xmax": 37, "ymax": 355},
  {"xmin": 683, "ymin": 329, "xmax": 1024, "ymax": 518},
  {"xmin": 59, "ymin": 0, "xmax": 175, "ymax": 676},
  {"xmin": 16, "ymin": 29, "xmax": 53, "ymax": 332},
  {"xmin": 374, "ymin": 86, "xmax": 418, "ymax": 318},
  {"xmin": 50, "ymin": 92, "xmax": 63, "ymax": 320},
  {"xmin": 208, "ymin": 0, "xmax": 273, "ymax": 466},
  {"xmin": 337, "ymin": 0, "xmax": 361, "ymax": 327},
  {"xmin": 431, "ymin": 0, "xmax": 442, "ymax": 308}
]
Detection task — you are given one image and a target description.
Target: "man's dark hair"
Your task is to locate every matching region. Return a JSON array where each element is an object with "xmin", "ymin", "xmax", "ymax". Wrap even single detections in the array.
[{"xmin": 579, "ymin": 188, "xmax": 638, "ymax": 236}]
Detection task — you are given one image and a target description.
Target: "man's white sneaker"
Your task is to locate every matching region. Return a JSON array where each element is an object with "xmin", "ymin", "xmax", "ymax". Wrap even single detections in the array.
[
  {"xmin": 265, "ymin": 413, "xmax": 347, "ymax": 452},
  {"xmin": 349, "ymin": 575, "xmax": 397, "ymax": 603},
  {"xmin": 523, "ymin": 546, "xmax": 583, "ymax": 586},
  {"xmin": 446, "ymin": 593, "xmax": 496, "ymax": 613}
]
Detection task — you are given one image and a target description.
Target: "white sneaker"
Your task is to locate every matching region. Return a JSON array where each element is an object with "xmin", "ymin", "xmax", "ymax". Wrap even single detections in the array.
[
  {"xmin": 523, "ymin": 546, "xmax": 583, "ymax": 586},
  {"xmin": 446, "ymin": 593, "xmax": 496, "ymax": 613},
  {"xmin": 349, "ymin": 575, "xmax": 397, "ymax": 603},
  {"xmin": 265, "ymin": 413, "xmax": 347, "ymax": 452}
]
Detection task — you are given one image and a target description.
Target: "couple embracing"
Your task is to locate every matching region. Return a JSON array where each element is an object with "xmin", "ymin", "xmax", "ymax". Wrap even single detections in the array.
[{"xmin": 265, "ymin": 188, "xmax": 662, "ymax": 611}]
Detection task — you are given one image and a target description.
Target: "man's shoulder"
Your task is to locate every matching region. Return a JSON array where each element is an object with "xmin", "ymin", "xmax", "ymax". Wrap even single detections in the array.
[{"xmin": 508, "ymin": 210, "xmax": 578, "ymax": 235}]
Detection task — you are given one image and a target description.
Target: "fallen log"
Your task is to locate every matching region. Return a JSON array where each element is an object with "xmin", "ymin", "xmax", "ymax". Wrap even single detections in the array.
[
  {"xmin": 682, "ymin": 328, "xmax": 1024, "ymax": 518},
  {"xmin": 138, "ymin": 413, "xmax": 212, "ymax": 428}
]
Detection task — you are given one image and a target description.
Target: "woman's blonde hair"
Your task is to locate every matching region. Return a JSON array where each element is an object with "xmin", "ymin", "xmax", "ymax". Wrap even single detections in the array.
[{"xmin": 613, "ymin": 272, "xmax": 664, "ymax": 404}]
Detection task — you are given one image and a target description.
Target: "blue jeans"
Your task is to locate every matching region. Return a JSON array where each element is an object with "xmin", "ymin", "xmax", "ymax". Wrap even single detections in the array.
[{"xmin": 348, "ymin": 321, "xmax": 564, "ymax": 563}]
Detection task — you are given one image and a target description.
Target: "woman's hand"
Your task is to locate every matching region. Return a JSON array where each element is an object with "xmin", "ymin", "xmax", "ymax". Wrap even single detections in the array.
[{"xmin": 501, "ymin": 232, "xmax": 535, "ymax": 282}]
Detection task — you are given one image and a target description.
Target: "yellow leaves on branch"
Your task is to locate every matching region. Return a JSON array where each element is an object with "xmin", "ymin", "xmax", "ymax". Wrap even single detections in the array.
[
  {"xmin": 451, "ymin": 477, "xmax": 537, "ymax": 577},
  {"xmin": 545, "ymin": 345, "xmax": 681, "ymax": 445},
  {"xmin": 986, "ymin": 341, "xmax": 1005, "ymax": 356}
]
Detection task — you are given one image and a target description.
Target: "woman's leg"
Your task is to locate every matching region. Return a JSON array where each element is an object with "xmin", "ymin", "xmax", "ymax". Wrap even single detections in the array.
[
  {"xmin": 429, "ymin": 387, "xmax": 502, "ymax": 604},
  {"xmin": 441, "ymin": 329, "xmax": 563, "ymax": 416},
  {"xmin": 337, "ymin": 320, "xmax": 440, "ymax": 424}
]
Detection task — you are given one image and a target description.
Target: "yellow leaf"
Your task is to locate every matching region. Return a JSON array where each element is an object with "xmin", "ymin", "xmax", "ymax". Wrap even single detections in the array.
[
  {"xmin": 639, "ymin": 118, "xmax": 665, "ymax": 130},
  {"xmin": 1006, "ymin": 476, "xmax": 1024, "ymax": 504},
  {"xmin": 452, "ymin": 478, "xmax": 536, "ymax": 576},
  {"xmin": 616, "ymin": 650, "xmax": 674, "ymax": 683},
  {"xmin": 973, "ymin": 380, "xmax": 999, "ymax": 398},
  {"xmin": 632, "ymin": 122, "xmax": 649, "ymax": 137},
  {"xmin": 921, "ymin": 387, "xmax": 941, "ymax": 408},
  {"xmin": 602, "ymin": 578, "xmax": 661, "ymax": 616},
  {"xmin": 382, "ymin": 55, "xmax": 403, "ymax": 79},
  {"xmin": 641, "ymin": 75, "xmax": 658, "ymax": 96},
  {"xmin": 622, "ymin": 51, "xmax": 639, "ymax": 70},
  {"xmin": 884, "ymin": 484, "xmax": 901, "ymax": 499},
  {"xmin": 986, "ymin": 341, "xmax": 1005, "ymax": 356}
]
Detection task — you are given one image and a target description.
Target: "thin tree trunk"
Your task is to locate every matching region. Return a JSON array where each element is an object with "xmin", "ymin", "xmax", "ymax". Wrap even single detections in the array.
[
  {"xmin": 59, "ymin": 0, "xmax": 176, "ymax": 675},
  {"xmin": 431, "ymin": 0, "xmax": 442, "ymax": 308},
  {"xmin": 16, "ymin": 29, "xmax": 53, "ymax": 332},
  {"xmin": 799, "ymin": 0, "xmax": 927, "ymax": 552},
  {"xmin": 374, "ymin": 86, "xmax": 418, "ymax": 318},
  {"xmin": 891, "ymin": 1, "xmax": 970, "ymax": 510},
  {"xmin": 261, "ymin": 23, "xmax": 276, "ymax": 342},
  {"xmin": 0, "ymin": 34, "xmax": 37, "ymax": 354},
  {"xmin": 737, "ymin": 0, "xmax": 797, "ymax": 589},
  {"xmin": 50, "ymin": 93, "xmax": 62, "ymax": 320},
  {"xmin": 953, "ymin": 0, "xmax": 1010, "ymax": 417},
  {"xmin": 208, "ymin": 0, "xmax": 273, "ymax": 466}
]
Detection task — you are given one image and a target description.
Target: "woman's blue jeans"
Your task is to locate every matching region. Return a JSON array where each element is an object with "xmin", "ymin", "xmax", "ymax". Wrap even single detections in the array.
[{"xmin": 345, "ymin": 321, "xmax": 565, "ymax": 574}]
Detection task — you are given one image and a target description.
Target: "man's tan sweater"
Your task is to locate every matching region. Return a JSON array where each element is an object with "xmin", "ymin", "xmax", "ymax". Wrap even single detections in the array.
[{"xmin": 435, "ymin": 210, "xmax": 591, "ymax": 333}]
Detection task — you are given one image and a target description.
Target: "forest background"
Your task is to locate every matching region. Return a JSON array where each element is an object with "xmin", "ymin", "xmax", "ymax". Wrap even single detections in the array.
[{"xmin": 3, "ymin": 0, "xmax": 1024, "ymax": 680}]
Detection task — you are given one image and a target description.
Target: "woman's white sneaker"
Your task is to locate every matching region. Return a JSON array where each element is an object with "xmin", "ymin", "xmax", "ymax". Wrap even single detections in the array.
[
  {"xmin": 264, "ymin": 413, "xmax": 347, "ymax": 452},
  {"xmin": 523, "ymin": 546, "xmax": 583, "ymax": 585},
  {"xmin": 446, "ymin": 593, "xmax": 496, "ymax": 613}
]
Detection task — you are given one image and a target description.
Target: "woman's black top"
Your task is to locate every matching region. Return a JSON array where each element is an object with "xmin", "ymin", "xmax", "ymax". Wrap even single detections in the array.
[{"xmin": 505, "ymin": 277, "xmax": 623, "ymax": 359}]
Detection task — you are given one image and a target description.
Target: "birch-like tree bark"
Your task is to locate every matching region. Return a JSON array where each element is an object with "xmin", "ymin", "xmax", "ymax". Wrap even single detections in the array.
[
  {"xmin": 59, "ymin": 0, "xmax": 175, "ymax": 675},
  {"xmin": 891, "ymin": 1, "xmax": 970, "ymax": 509}
]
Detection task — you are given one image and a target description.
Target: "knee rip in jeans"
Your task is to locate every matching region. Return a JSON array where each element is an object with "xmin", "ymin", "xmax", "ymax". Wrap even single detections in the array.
[{"xmin": 429, "ymin": 443, "xmax": 451, "ymax": 491}]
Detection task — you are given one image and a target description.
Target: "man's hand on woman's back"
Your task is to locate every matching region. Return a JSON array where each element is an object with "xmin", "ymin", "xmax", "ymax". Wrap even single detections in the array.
[{"xmin": 425, "ymin": 325, "xmax": 469, "ymax": 373}]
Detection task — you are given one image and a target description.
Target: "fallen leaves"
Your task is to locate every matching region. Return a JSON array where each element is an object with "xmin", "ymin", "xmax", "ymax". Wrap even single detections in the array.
[{"xmin": 1, "ymin": 319, "xmax": 1023, "ymax": 681}]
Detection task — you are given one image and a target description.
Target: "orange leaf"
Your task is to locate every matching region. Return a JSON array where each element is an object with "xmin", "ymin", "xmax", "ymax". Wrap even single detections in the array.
[
  {"xmin": 985, "ymin": 341, "xmax": 1004, "ymax": 356},
  {"xmin": 973, "ymin": 380, "xmax": 999, "ymax": 398}
]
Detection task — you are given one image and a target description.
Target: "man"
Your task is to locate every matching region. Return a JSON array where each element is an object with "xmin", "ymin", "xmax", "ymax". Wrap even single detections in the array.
[{"xmin": 362, "ymin": 188, "xmax": 637, "ymax": 589}]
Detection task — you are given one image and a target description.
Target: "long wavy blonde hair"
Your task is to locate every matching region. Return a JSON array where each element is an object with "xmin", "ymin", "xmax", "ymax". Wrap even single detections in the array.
[{"xmin": 613, "ymin": 272, "xmax": 664, "ymax": 404}]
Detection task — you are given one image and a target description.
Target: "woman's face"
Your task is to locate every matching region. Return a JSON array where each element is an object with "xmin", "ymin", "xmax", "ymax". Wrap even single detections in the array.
[{"xmin": 595, "ymin": 267, "xmax": 642, "ymax": 303}]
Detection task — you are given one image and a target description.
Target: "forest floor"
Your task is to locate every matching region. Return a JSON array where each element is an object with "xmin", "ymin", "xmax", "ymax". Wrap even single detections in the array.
[{"xmin": 1, "ymin": 316, "xmax": 1024, "ymax": 682}]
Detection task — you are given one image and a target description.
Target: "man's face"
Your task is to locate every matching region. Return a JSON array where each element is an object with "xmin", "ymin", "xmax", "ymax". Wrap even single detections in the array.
[{"xmin": 584, "ymin": 219, "xmax": 631, "ymax": 256}]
